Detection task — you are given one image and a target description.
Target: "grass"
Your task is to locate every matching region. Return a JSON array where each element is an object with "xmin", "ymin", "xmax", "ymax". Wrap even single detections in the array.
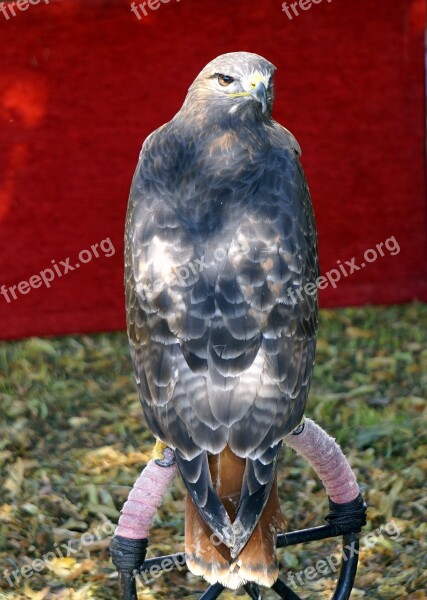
[{"xmin": 0, "ymin": 303, "xmax": 426, "ymax": 599}]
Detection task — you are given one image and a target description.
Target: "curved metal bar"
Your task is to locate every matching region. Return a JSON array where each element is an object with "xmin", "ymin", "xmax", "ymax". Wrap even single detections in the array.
[
  {"xmin": 199, "ymin": 583, "xmax": 225, "ymax": 599},
  {"xmin": 244, "ymin": 583, "xmax": 262, "ymax": 599},
  {"xmin": 121, "ymin": 526, "xmax": 361, "ymax": 599},
  {"xmin": 277, "ymin": 524, "xmax": 341, "ymax": 547},
  {"xmin": 332, "ymin": 533, "xmax": 359, "ymax": 600},
  {"xmin": 118, "ymin": 572, "xmax": 138, "ymax": 600},
  {"xmin": 140, "ymin": 551, "xmax": 185, "ymax": 572},
  {"xmin": 272, "ymin": 577, "xmax": 304, "ymax": 599}
]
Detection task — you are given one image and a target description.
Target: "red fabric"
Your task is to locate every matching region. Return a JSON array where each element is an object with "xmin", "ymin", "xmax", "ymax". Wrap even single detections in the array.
[{"xmin": 0, "ymin": 0, "xmax": 425, "ymax": 340}]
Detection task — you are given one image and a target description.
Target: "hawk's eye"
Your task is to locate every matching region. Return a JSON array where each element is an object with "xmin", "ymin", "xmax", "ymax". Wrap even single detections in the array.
[{"xmin": 218, "ymin": 74, "xmax": 234, "ymax": 87}]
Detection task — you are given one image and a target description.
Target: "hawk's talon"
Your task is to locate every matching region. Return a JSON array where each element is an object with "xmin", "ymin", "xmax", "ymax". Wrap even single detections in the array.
[
  {"xmin": 151, "ymin": 440, "xmax": 175, "ymax": 467},
  {"xmin": 154, "ymin": 453, "xmax": 176, "ymax": 468},
  {"xmin": 291, "ymin": 418, "xmax": 305, "ymax": 436}
]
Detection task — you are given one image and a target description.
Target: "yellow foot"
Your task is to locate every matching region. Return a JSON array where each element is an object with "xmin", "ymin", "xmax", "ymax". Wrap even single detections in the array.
[{"xmin": 151, "ymin": 440, "xmax": 169, "ymax": 462}]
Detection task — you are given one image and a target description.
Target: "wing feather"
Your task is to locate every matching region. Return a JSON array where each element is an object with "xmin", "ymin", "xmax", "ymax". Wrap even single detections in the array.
[{"xmin": 125, "ymin": 116, "xmax": 319, "ymax": 552}]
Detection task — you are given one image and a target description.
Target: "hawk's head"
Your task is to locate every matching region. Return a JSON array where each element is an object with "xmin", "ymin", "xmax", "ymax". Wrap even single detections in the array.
[{"xmin": 184, "ymin": 52, "xmax": 276, "ymax": 119}]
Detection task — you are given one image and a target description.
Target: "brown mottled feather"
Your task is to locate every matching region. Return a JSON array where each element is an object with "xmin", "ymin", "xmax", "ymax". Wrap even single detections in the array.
[{"xmin": 185, "ymin": 446, "xmax": 284, "ymax": 589}]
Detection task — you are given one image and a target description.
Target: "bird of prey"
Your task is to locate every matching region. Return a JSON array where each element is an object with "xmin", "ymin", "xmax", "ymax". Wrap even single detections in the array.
[{"xmin": 125, "ymin": 51, "xmax": 319, "ymax": 590}]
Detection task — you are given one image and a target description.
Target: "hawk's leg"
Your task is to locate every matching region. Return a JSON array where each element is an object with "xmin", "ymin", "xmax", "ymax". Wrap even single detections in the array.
[
  {"xmin": 110, "ymin": 421, "xmax": 366, "ymax": 599},
  {"xmin": 284, "ymin": 417, "xmax": 362, "ymax": 505},
  {"xmin": 110, "ymin": 443, "xmax": 177, "ymax": 600}
]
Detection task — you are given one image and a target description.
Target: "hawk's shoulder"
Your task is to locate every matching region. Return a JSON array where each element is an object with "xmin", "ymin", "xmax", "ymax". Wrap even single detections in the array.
[{"xmin": 270, "ymin": 122, "xmax": 302, "ymax": 157}]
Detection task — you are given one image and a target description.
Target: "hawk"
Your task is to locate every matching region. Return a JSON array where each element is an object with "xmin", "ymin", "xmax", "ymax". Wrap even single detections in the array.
[{"xmin": 125, "ymin": 51, "xmax": 319, "ymax": 589}]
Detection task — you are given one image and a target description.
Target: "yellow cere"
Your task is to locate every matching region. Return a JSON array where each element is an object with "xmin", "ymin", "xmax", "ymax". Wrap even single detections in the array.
[{"xmin": 228, "ymin": 71, "xmax": 267, "ymax": 98}]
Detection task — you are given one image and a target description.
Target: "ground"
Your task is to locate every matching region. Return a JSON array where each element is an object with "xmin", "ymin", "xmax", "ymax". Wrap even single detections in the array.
[{"xmin": 0, "ymin": 303, "xmax": 426, "ymax": 599}]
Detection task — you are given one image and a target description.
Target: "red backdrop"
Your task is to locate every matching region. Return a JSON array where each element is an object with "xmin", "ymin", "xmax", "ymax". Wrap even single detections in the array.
[{"xmin": 0, "ymin": 0, "xmax": 425, "ymax": 340}]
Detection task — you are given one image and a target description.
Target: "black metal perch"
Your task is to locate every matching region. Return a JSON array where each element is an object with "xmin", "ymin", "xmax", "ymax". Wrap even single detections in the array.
[
  {"xmin": 111, "ymin": 494, "xmax": 366, "ymax": 600},
  {"xmin": 112, "ymin": 529, "xmax": 360, "ymax": 600},
  {"xmin": 110, "ymin": 420, "xmax": 367, "ymax": 599}
]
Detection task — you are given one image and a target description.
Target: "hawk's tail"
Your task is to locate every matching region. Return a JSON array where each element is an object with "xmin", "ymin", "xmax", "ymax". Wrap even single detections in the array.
[{"xmin": 184, "ymin": 446, "xmax": 284, "ymax": 589}]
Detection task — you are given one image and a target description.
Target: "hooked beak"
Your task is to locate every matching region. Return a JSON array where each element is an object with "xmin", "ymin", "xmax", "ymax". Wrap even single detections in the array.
[
  {"xmin": 250, "ymin": 81, "xmax": 268, "ymax": 113},
  {"xmin": 227, "ymin": 73, "xmax": 269, "ymax": 113}
]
